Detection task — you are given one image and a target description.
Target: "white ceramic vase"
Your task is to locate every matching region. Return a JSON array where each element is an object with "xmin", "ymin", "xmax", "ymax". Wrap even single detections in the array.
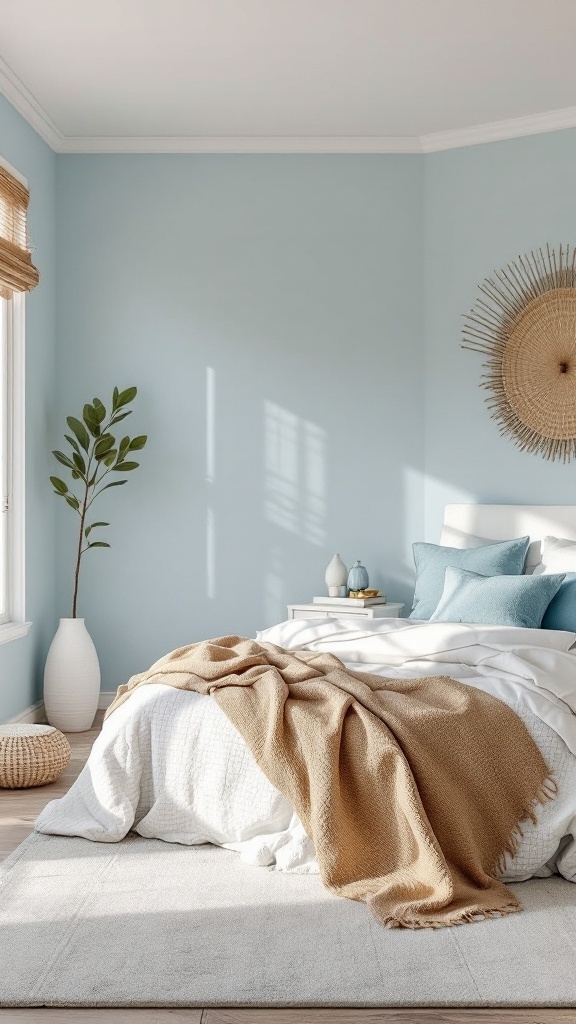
[
  {"xmin": 44, "ymin": 618, "xmax": 101, "ymax": 732},
  {"xmin": 325, "ymin": 553, "xmax": 349, "ymax": 597}
]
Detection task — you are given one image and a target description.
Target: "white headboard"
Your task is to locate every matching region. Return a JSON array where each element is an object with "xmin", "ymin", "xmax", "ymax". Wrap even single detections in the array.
[{"xmin": 440, "ymin": 504, "xmax": 576, "ymax": 572}]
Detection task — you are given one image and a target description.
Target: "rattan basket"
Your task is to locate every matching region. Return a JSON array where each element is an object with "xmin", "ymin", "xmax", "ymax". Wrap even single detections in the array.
[{"xmin": 0, "ymin": 723, "xmax": 71, "ymax": 788}]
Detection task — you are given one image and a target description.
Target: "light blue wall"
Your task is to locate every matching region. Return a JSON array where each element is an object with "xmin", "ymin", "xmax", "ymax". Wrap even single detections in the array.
[
  {"xmin": 0, "ymin": 95, "xmax": 56, "ymax": 720},
  {"xmin": 5, "ymin": 106, "xmax": 576, "ymax": 713},
  {"xmin": 55, "ymin": 155, "xmax": 425, "ymax": 690},
  {"xmin": 424, "ymin": 129, "xmax": 576, "ymax": 541}
]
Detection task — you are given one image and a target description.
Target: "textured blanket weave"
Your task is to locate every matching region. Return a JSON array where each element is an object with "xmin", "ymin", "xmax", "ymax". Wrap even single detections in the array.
[{"xmin": 106, "ymin": 635, "xmax": 554, "ymax": 928}]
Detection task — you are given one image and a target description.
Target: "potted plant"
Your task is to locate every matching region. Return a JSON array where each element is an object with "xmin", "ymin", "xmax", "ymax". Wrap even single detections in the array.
[{"xmin": 44, "ymin": 386, "xmax": 147, "ymax": 731}]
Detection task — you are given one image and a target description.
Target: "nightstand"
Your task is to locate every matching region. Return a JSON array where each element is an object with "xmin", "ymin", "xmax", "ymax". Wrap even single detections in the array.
[{"xmin": 287, "ymin": 602, "xmax": 405, "ymax": 621}]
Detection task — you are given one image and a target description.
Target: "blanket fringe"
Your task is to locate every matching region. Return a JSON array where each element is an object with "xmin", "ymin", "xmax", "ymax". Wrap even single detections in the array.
[
  {"xmin": 380, "ymin": 901, "xmax": 522, "ymax": 930},
  {"xmin": 373, "ymin": 772, "xmax": 557, "ymax": 928},
  {"xmin": 495, "ymin": 773, "xmax": 557, "ymax": 876}
]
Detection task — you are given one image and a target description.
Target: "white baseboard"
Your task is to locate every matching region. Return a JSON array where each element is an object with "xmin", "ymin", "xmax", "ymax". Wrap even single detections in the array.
[
  {"xmin": 3, "ymin": 692, "xmax": 116, "ymax": 724},
  {"xmin": 4, "ymin": 699, "xmax": 47, "ymax": 725}
]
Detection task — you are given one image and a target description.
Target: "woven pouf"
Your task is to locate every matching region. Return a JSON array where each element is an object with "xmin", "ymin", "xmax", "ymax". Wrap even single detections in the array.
[{"xmin": 0, "ymin": 723, "xmax": 71, "ymax": 788}]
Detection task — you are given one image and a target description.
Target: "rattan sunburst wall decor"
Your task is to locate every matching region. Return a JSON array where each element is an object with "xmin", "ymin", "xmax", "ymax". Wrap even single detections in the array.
[{"xmin": 462, "ymin": 243, "xmax": 576, "ymax": 462}]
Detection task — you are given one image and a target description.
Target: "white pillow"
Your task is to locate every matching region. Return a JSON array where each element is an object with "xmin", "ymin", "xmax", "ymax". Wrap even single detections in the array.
[{"xmin": 533, "ymin": 535, "xmax": 576, "ymax": 575}]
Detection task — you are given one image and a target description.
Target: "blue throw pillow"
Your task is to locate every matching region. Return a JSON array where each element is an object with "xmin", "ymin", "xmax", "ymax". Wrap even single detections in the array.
[
  {"xmin": 542, "ymin": 573, "xmax": 576, "ymax": 632},
  {"xmin": 429, "ymin": 567, "xmax": 565, "ymax": 628},
  {"xmin": 409, "ymin": 536, "xmax": 530, "ymax": 620}
]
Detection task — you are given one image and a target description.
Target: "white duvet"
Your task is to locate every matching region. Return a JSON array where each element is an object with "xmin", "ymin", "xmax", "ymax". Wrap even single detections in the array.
[{"xmin": 36, "ymin": 618, "xmax": 576, "ymax": 883}]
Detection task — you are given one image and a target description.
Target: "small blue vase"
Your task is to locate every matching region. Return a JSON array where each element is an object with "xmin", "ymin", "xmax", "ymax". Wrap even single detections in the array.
[{"xmin": 347, "ymin": 560, "xmax": 369, "ymax": 591}]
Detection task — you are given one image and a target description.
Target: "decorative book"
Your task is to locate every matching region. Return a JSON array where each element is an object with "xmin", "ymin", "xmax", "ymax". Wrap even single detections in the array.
[{"xmin": 312, "ymin": 595, "xmax": 387, "ymax": 607}]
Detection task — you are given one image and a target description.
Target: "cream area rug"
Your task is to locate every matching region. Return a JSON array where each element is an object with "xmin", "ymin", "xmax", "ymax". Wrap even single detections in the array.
[{"xmin": 2, "ymin": 832, "xmax": 576, "ymax": 1008}]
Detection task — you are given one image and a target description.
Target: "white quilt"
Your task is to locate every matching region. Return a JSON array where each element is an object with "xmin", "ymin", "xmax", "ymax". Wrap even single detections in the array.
[{"xmin": 36, "ymin": 619, "xmax": 576, "ymax": 883}]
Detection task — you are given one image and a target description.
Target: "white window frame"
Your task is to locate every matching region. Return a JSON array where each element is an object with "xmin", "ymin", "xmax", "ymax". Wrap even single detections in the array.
[{"xmin": 0, "ymin": 291, "xmax": 29, "ymax": 643}]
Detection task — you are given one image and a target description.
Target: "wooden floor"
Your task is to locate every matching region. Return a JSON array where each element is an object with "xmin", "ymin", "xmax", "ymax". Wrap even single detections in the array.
[
  {"xmin": 1, "ymin": 715, "xmax": 573, "ymax": 1024},
  {"xmin": 0, "ymin": 714, "xmax": 101, "ymax": 863}
]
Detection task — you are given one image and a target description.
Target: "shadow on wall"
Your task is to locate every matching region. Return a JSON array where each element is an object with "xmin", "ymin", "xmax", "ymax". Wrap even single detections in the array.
[
  {"xmin": 203, "ymin": 364, "xmax": 419, "ymax": 633},
  {"xmin": 262, "ymin": 399, "xmax": 327, "ymax": 623},
  {"xmin": 72, "ymin": 337, "xmax": 425, "ymax": 692},
  {"xmin": 205, "ymin": 363, "xmax": 328, "ymax": 624}
]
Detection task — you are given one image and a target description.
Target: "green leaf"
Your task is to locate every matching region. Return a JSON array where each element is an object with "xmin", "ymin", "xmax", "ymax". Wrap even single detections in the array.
[
  {"xmin": 94, "ymin": 434, "xmax": 115, "ymax": 460},
  {"xmin": 88, "ymin": 541, "xmax": 111, "ymax": 549},
  {"xmin": 113, "ymin": 461, "xmax": 139, "ymax": 471},
  {"xmin": 52, "ymin": 450, "xmax": 75, "ymax": 471},
  {"xmin": 50, "ymin": 476, "xmax": 68, "ymax": 495},
  {"xmin": 65, "ymin": 494, "xmax": 80, "ymax": 511},
  {"xmin": 93, "ymin": 398, "xmax": 106, "ymax": 424},
  {"xmin": 83, "ymin": 403, "xmax": 100, "ymax": 437},
  {"xmin": 66, "ymin": 416, "xmax": 90, "ymax": 452},
  {"xmin": 109, "ymin": 411, "xmax": 131, "ymax": 425},
  {"xmin": 104, "ymin": 450, "xmax": 118, "ymax": 466},
  {"xmin": 71, "ymin": 469, "xmax": 80, "ymax": 479},
  {"xmin": 128, "ymin": 435, "xmax": 147, "ymax": 451},
  {"xmin": 84, "ymin": 521, "xmax": 109, "ymax": 538},
  {"xmin": 98, "ymin": 480, "xmax": 127, "ymax": 494},
  {"xmin": 112, "ymin": 386, "xmax": 119, "ymax": 410},
  {"xmin": 64, "ymin": 433, "xmax": 82, "ymax": 456},
  {"xmin": 72, "ymin": 451, "xmax": 86, "ymax": 476},
  {"xmin": 117, "ymin": 386, "xmax": 137, "ymax": 408},
  {"xmin": 88, "ymin": 471, "xmax": 98, "ymax": 487}
]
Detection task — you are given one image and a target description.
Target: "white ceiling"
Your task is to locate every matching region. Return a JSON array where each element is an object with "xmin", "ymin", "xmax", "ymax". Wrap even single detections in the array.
[{"xmin": 2, "ymin": 0, "xmax": 576, "ymax": 153}]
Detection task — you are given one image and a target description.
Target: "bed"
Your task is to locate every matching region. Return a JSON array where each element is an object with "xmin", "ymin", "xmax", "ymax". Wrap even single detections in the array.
[{"xmin": 35, "ymin": 504, "xmax": 576, "ymax": 899}]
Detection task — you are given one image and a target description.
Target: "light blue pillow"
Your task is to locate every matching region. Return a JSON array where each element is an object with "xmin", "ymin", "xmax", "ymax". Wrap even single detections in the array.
[
  {"xmin": 542, "ymin": 573, "xmax": 576, "ymax": 632},
  {"xmin": 409, "ymin": 536, "xmax": 530, "ymax": 620},
  {"xmin": 430, "ymin": 567, "xmax": 565, "ymax": 628}
]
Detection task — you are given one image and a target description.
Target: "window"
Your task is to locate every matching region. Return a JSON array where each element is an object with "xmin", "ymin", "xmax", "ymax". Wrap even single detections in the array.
[
  {"xmin": 0, "ymin": 156, "xmax": 37, "ymax": 643},
  {"xmin": 0, "ymin": 291, "xmax": 26, "ymax": 638}
]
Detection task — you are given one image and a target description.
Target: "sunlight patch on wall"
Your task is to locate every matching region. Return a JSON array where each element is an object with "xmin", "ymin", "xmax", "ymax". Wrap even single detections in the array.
[
  {"xmin": 403, "ymin": 465, "xmax": 477, "ymax": 545},
  {"xmin": 265, "ymin": 402, "xmax": 298, "ymax": 534},
  {"xmin": 264, "ymin": 401, "xmax": 326, "ymax": 545},
  {"xmin": 303, "ymin": 422, "xmax": 326, "ymax": 545},
  {"xmin": 425, "ymin": 476, "xmax": 477, "ymax": 542}
]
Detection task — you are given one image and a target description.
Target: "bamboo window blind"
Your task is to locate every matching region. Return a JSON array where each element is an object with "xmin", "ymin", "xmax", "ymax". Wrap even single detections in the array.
[{"xmin": 0, "ymin": 164, "xmax": 40, "ymax": 299}]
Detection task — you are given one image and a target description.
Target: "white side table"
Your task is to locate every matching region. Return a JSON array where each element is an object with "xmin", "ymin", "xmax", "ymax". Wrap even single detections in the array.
[{"xmin": 287, "ymin": 602, "xmax": 405, "ymax": 621}]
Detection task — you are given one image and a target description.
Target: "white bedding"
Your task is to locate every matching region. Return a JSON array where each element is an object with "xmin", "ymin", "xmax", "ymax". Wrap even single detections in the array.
[{"xmin": 36, "ymin": 619, "xmax": 576, "ymax": 884}]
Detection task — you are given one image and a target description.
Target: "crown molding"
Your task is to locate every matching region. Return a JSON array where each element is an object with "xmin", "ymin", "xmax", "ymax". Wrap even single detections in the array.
[
  {"xmin": 2, "ymin": 61, "xmax": 576, "ymax": 155},
  {"xmin": 0, "ymin": 55, "xmax": 63, "ymax": 150},
  {"xmin": 35, "ymin": 108, "xmax": 576, "ymax": 155},
  {"xmin": 421, "ymin": 106, "xmax": 576, "ymax": 153},
  {"xmin": 56, "ymin": 134, "xmax": 423, "ymax": 154}
]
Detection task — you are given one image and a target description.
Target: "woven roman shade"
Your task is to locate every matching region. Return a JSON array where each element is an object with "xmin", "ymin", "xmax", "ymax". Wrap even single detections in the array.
[{"xmin": 0, "ymin": 164, "xmax": 40, "ymax": 298}]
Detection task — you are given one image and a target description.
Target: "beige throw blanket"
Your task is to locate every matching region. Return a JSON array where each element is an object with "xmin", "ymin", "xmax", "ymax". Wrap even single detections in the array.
[{"xmin": 107, "ymin": 635, "xmax": 555, "ymax": 928}]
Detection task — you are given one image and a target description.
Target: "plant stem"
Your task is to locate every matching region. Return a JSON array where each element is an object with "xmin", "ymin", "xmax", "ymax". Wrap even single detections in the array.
[
  {"xmin": 69, "ymin": 405, "xmax": 126, "ymax": 616},
  {"xmin": 72, "ymin": 477, "xmax": 89, "ymax": 618},
  {"xmin": 70, "ymin": 412, "xmax": 113, "ymax": 617}
]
